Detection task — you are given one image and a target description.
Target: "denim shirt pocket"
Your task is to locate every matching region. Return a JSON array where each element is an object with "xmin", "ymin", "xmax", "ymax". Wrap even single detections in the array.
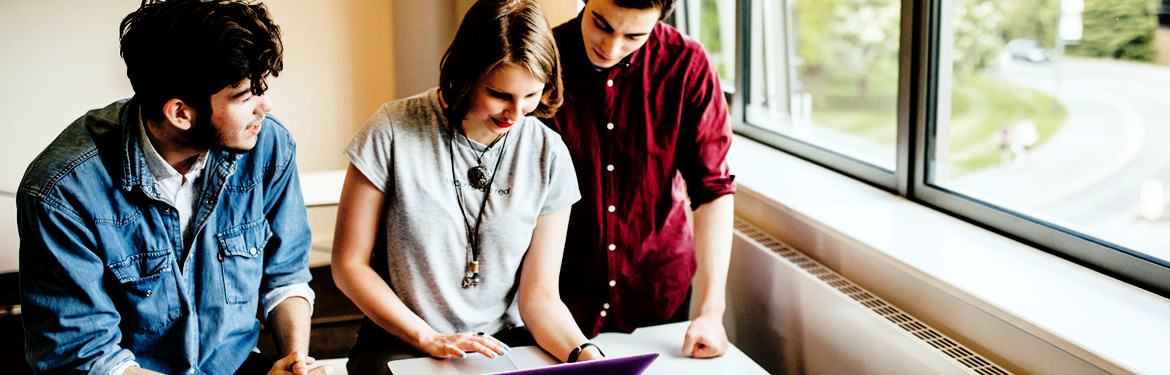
[
  {"xmin": 108, "ymin": 250, "xmax": 181, "ymax": 333},
  {"xmin": 216, "ymin": 219, "xmax": 272, "ymax": 304}
]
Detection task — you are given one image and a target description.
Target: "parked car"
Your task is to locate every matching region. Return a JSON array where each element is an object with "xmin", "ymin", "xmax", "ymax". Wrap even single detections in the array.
[{"xmin": 1006, "ymin": 39, "xmax": 1051, "ymax": 63}]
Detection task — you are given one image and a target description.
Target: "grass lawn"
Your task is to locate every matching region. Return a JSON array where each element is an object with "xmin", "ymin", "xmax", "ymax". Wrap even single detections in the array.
[
  {"xmin": 809, "ymin": 74, "xmax": 1065, "ymax": 175},
  {"xmin": 946, "ymin": 75, "xmax": 1065, "ymax": 174}
]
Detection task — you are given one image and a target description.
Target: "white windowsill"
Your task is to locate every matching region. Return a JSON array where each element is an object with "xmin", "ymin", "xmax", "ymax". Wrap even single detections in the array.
[{"xmin": 728, "ymin": 137, "xmax": 1170, "ymax": 374}]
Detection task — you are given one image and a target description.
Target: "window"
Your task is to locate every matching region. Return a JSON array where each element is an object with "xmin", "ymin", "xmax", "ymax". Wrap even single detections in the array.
[
  {"xmin": 677, "ymin": 0, "xmax": 738, "ymax": 105},
  {"xmin": 743, "ymin": 0, "xmax": 901, "ymax": 171},
  {"xmin": 683, "ymin": 0, "xmax": 1170, "ymax": 295}
]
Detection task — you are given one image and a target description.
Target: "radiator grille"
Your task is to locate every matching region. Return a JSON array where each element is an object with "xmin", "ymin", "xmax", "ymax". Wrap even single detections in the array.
[{"xmin": 734, "ymin": 219, "xmax": 1012, "ymax": 375}]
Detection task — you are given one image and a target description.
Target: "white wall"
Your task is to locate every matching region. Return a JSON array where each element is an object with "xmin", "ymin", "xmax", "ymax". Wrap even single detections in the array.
[
  {"xmin": 0, "ymin": 0, "xmax": 395, "ymax": 194},
  {"xmin": 265, "ymin": 0, "xmax": 395, "ymax": 172},
  {"xmin": 0, "ymin": 1, "xmax": 138, "ymax": 192},
  {"xmin": 390, "ymin": 0, "xmax": 580, "ymax": 99}
]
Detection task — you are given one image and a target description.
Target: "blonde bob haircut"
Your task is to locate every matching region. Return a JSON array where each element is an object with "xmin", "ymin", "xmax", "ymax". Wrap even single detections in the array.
[{"xmin": 439, "ymin": 0, "xmax": 562, "ymax": 124}]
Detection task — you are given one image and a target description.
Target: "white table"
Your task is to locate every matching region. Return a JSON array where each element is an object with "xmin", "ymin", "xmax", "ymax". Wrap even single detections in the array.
[{"xmin": 388, "ymin": 321, "xmax": 769, "ymax": 375}]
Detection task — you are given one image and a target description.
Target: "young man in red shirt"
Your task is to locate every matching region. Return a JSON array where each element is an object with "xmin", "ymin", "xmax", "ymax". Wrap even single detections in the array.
[{"xmin": 542, "ymin": 0, "xmax": 736, "ymax": 359}]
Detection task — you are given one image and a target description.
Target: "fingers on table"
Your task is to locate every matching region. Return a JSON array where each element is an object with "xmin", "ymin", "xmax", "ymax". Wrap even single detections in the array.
[
  {"xmin": 459, "ymin": 333, "xmax": 509, "ymax": 358},
  {"xmin": 691, "ymin": 343, "xmax": 720, "ymax": 358},
  {"xmin": 681, "ymin": 332, "xmax": 700, "ymax": 357},
  {"xmin": 685, "ymin": 335, "xmax": 728, "ymax": 359}
]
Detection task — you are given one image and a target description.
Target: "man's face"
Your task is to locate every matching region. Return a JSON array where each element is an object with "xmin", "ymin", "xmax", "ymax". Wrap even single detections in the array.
[
  {"xmin": 188, "ymin": 79, "xmax": 274, "ymax": 153},
  {"xmin": 580, "ymin": 0, "xmax": 661, "ymax": 68}
]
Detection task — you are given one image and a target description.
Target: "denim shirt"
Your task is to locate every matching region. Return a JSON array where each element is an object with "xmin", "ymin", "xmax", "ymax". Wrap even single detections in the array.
[{"xmin": 17, "ymin": 98, "xmax": 313, "ymax": 375}]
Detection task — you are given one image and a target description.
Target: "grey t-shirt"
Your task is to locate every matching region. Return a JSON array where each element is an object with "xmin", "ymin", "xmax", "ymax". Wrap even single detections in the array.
[{"xmin": 344, "ymin": 88, "xmax": 581, "ymax": 335}]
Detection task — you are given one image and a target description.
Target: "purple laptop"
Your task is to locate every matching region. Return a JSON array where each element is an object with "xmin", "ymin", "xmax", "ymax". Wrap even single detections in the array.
[{"xmin": 487, "ymin": 353, "xmax": 659, "ymax": 375}]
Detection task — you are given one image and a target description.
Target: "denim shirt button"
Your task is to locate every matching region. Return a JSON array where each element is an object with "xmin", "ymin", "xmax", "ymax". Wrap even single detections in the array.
[
  {"xmin": 145, "ymin": 290, "xmax": 152, "ymax": 297},
  {"xmin": 249, "ymin": 248, "xmax": 257, "ymax": 256}
]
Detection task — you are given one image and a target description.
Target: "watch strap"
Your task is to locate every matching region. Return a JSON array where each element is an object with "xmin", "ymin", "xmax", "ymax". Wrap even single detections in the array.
[{"xmin": 567, "ymin": 342, "xmax": 604, "ymax": 363}]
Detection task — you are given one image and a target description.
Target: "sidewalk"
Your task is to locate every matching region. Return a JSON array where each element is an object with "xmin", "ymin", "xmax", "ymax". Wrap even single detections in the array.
[{"xmin": 946, "ymin": 59, "xmax": 1144, "ymax": 209}]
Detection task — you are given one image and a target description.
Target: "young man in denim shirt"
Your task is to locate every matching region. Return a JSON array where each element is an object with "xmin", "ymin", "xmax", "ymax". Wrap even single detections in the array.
[{"xmin": 17, "ymin": 1, "xmax": 329, "ymax": 374}]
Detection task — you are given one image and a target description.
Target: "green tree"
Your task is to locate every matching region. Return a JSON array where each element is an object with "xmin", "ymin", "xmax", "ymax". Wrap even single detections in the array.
[
  {"xmin": 952, "ymin": 0, "xmax": 1007, "ymax": 75},
  {"xmin": 1001, "ymin": 0, "xmax": 1059, "ymax": 48},
  {"xmin": 827, "ymin": 0, "xmax": 901, "ymax": 75},
  {"xmin": 794, "ymin": 0, "xmax": 847, "ymax": 104},
  {"xmin": 817, "ymin": 0, "xmax": 902, "ymax": 103},
  {"xmin": 700, "ymin": 0, "xmax": 721, "ymax": 55},
  {"xmin": 1070, "ymin": 0, "xmax": 1158, "ymax": 61},
  {"xmin": 795, "ymin": 0, "xmax": 841, "ymax": 71},
  {"xmin": 795, "ymin": 0, "xmax": 1005, "ymax": 104}
]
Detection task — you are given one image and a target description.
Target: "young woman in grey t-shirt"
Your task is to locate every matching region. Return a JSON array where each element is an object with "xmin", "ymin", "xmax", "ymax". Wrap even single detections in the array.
[{"xmin": 331, "ymin": 1, "xmax": 604, "ymax": 373}]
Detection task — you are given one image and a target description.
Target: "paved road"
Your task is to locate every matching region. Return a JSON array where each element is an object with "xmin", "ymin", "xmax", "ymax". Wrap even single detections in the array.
[{"xmin": 950, "ymin": 56, "xmax": 1170, "ymax": 258}]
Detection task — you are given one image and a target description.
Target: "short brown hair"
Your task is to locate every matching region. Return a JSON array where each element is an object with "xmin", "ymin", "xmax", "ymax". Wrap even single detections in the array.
[
  {"xmin": 584, "ymin": 0, "xmax": 675, "ymax": 20},
  {"xmin": 439, "ymin": 0, "xmax": 562, "ymax": 123}
]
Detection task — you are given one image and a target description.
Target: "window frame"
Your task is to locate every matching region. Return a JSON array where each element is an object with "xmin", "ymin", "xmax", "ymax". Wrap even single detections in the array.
[
  {"xmin": 729, "ymin": 0, "xmax": 906, "ymax": 192},
  {"xmin": 709, "ymin": 0, "xmax": 1170, "ymax": 296}
]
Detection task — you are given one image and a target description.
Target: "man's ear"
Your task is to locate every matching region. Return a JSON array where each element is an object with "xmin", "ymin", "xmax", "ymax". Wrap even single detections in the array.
[{"xmin": 162, "ymin": 98, "xmax": 196, "ymax": 131}]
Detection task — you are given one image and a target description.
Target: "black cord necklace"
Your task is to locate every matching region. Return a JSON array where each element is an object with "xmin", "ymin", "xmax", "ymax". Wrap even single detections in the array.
[
  {"xmin": 465, "ymin": 132, "xmax": 505, "ymax": 191},
  {"xmin": 449, "ymin": 127, "xmax": 510, "ymax": 288}
]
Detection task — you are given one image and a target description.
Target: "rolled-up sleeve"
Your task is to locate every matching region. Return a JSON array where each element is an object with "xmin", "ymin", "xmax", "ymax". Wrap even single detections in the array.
[
  {"xmin": 18, "ymin": 195, "xmax": 136, "ymax": 375},
  {"xmin": 678, "ymin": 52, "xmax": 736, "ymax": 209},
  {"xmin": 261, "ymin": 283, "xmax": 315, "ymax": 321}
]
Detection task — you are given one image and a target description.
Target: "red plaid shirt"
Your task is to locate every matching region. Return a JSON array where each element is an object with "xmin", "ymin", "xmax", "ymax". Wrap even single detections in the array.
[{"xmin": 543, "ymin": 17, "xmax": 736, "ymax": 337}]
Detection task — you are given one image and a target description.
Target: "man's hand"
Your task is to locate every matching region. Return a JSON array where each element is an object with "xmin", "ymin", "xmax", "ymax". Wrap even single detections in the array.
[
  {"xmin": 681, "ymin": 314, "xmax": 729, "ymax": 358},
  {"xmin": 269, "ymin": 351, "xmax": 333, "ymax": 375}
]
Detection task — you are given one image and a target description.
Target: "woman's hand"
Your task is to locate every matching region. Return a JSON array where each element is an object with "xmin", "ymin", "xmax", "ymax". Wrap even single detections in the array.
[{"xmin": 417, "ymin": 332, "xmax": 511, "ymax": 359}]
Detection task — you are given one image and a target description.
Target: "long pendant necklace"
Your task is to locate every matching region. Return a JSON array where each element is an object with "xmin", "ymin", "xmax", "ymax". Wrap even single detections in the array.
[
  {"xmin": 466, "ymin": 132, "xmax": 505, "ymax": 191},
  {"xmin": 449, "ymin": 128, "xmax": 510, "ymax": 288}
]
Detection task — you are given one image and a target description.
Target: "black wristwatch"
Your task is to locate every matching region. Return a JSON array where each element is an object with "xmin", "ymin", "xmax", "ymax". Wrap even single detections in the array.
[{"xmin": 567, "ymin": 342, "xmax": 604, "ymax": 363}]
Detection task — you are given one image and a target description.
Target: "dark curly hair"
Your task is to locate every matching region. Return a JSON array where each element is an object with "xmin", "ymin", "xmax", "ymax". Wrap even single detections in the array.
[{"xmin": 120, "ymin": 0, "xmax": 283, "ymax": 122}]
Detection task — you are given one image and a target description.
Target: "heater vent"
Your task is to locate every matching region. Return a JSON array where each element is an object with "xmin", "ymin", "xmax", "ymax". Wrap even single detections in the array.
[{"xmin": 734, "ymin": 219, "xmax": 1013, "ymax": 375}]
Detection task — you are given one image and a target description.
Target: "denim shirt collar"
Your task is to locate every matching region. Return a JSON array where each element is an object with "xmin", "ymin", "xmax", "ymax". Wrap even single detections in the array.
[
  {"xmin": 137, "ymin": 109, "xmax": 209, "ymax": 203},
  {"xmin": 118, "ymin": 98, "xmax": 240, "ymax": 199},
  {"xmin": 119, "ymin": 99, "xmax": 153, "ymax": 194}
]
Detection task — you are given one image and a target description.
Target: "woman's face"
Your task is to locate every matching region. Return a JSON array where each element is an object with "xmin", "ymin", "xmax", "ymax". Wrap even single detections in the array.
[{"xmin": 461, "ymin": 63, "xmax": 545, "ymax": 144}]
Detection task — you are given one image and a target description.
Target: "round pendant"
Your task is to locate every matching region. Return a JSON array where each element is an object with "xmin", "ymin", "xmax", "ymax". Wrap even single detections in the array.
[{"xmin": 467, "ymin": 165, "xmax": 490, "ymax": 190}]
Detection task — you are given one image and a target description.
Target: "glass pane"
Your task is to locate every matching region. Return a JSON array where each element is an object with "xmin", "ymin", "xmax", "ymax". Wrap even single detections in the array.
[
  {"xmin": 931, "ymin": 0, "xmax": 1170, "ymax": 263},
  {"xmin": 745, "ymin": 0, "xmax": 901, "ymax": 170},
  {"xmin": 694, "ymin": 0, "xmax": 737, "ymax": 81}
]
